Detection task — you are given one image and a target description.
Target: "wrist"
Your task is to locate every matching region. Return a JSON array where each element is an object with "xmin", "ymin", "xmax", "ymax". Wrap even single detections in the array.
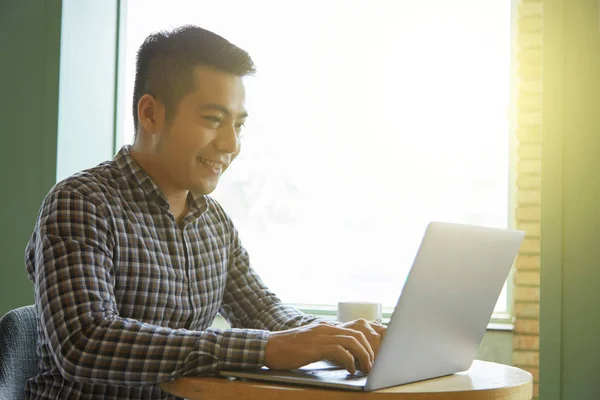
[{"xmin": 263, "ymin": 330, "xmax": 281, "ymax": 368}]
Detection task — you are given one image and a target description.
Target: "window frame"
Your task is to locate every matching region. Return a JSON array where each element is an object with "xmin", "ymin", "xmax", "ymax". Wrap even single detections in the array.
[{"xmin": 115, "ymin": 0, "xmax": 517, "ymax": 330}]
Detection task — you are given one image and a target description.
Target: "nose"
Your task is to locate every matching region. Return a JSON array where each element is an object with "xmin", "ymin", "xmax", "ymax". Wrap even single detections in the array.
[{"xmin": 213, "ymin": 123, "xmax": 240, "ymax": 154}]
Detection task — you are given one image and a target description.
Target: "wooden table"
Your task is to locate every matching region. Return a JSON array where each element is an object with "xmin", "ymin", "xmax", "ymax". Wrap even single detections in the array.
[{"xmin": 160, "ymin": 360, "xmax": 533, "ymax": 400}]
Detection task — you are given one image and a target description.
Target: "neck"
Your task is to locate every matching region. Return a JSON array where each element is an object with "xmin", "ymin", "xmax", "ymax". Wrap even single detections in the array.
[{"xmin": 129, "ymin": 145, "xmax": 189, "ymax": 221}]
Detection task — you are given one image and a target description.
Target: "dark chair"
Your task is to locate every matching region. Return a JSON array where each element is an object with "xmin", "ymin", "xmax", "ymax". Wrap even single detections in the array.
[{"xmin": 0, "ymin": 305, "xmax": 39, "ymax": 400}]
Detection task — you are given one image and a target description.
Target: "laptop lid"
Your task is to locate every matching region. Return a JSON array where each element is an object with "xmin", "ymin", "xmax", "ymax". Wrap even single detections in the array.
[
  {"xmin": 365, "ymin": 221, "xmax": 524, "ymax": 391},
  {"xmin": 221, "ymin": 222, "xmax": 524, "ymax": 392}
]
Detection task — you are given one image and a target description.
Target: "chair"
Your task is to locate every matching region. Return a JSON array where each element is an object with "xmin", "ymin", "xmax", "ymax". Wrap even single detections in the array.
[{"xmin": 0, "ymin": 305, "xmax": 39, "ymax": 400}]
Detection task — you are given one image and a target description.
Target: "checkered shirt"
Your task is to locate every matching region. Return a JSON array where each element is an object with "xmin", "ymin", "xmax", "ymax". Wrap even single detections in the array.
[{"xmin": 24, "ymin": 145, "xmax": 322, "ymax": 399}]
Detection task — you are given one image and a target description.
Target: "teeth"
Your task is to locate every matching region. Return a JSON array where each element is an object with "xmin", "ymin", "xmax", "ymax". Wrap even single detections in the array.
[{"xmin": 199, "ymin": 158, "xmax": 223, "ymax": 169}]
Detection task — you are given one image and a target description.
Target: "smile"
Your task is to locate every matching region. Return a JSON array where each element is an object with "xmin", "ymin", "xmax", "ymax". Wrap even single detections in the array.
[{"xmin": 198, "ymin": 157, "xmax": 225, "ymax": 169}]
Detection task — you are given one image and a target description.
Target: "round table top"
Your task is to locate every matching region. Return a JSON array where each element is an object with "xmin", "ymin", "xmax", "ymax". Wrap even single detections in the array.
[{"xmin": 160, "ymin": 360, "xmax": 533, "ymax": 400}]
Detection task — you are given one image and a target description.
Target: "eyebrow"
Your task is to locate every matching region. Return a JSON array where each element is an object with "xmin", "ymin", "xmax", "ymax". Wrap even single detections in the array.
[{"xmin": 198, "ymin": 104, "xmax": 248, "ymax": 119}]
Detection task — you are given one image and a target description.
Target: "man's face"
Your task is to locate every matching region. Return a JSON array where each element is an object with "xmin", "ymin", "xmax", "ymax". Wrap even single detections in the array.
[{"xmin": 155, "ymin": 66, "xmax": 247, "ymax": 195}]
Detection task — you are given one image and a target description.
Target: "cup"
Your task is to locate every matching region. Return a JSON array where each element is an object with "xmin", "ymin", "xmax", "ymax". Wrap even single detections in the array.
[{"xmin": 337, "ymin": 301, "xmax": 383, "ymax": 323}]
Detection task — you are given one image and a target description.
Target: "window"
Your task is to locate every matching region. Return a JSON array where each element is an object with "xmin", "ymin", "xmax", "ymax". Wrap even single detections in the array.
[{"xmin": 121, "ymin": 0, "xmax": 513, "ymax": 321}]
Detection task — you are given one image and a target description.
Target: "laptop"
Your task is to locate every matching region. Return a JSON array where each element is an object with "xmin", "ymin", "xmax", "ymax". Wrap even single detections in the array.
[{"xmin": 220, "ymin": 221, "xmax": 524, "ymax": 391}]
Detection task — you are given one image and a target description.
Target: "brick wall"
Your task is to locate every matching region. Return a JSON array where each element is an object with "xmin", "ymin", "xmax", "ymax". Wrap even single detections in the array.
[{"xmin": 512, "ymin": 1, "xmax": 542, "ymax": 399}]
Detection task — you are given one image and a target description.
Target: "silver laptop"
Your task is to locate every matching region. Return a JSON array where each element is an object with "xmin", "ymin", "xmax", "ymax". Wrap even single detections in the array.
[{"xmin": 220, "ymin": 221, "xmax": 524, "ymax": 391}]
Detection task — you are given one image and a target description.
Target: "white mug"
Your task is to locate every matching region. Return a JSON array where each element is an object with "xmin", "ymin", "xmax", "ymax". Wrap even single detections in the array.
[{"xmin": 337, "ymin": 301, "xmax": 383, "ymax": 323}]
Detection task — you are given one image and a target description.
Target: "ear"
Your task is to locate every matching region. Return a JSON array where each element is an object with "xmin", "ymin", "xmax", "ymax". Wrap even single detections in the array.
[{"xmin": 137, "ymin": 94, "xmax": 165, "ymax": 134}]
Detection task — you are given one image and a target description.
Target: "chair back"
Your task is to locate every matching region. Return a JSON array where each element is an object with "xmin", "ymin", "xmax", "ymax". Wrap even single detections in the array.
[{"xmin": 0, "ymin": 305, "xmax": 39, "ymax": 400}]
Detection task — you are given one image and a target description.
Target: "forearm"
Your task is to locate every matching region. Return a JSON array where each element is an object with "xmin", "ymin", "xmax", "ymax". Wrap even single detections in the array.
[
  {"xmin": 246, "ymin": 302, "xmax": 329, "ymax": 331},
  {"xmin": 220, "ymin": 286, "xmax": 331, "ymax": 331},
  {"xmin": 43, "ymin": 309, "xmax": 268, "ymax": 386}
]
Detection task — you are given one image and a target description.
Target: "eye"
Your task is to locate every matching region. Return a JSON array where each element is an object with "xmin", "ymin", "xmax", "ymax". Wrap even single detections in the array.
[
  {"xmin": 235, "ymin": 121, "xmax": 246, "ymax": 129},
  {"xmin": 203, "ymin": 116, "xmax": 222, "ymax": 125}
]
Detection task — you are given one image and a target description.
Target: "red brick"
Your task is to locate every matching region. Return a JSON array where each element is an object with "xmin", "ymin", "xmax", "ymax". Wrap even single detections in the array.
[
  {"xmin": 518, "ymin": 49, "xmax": 542, "ymax": 64},
  {"xmin": 516, "ymin": 127, "xmax": 541, "ymax": 143},
  {"xmin": 514, "ymin": 334, "xmax": 540, "ymax": 351},
  {"xmin": 517, "ymin": 33, "xmax": 543, "ymax": 49},
  {"xmin": 514, "ymin": 271, "xmax": 541, "ymax": 286},
  {"xmin": 516, "ymin": 207, "xmax": 540, "ymax": 222},
  {"xmin": 513, "ymin": 350, "xmax": 540, "ymax": 366},
  {"xmin": 518, "ymin": 144, "xmax": 541, "ymax": 160},
  {"xmin": 518, "ymin": 111, "xmax": 542, "ymax": 126},
  {"xmin": 517, "ymin": 174, "xmax": 541, "ymax": 189},
  {"xmin": 519, "ymin": 63, "xmax": 542, "ymax": 80},
  {"xmin": 515, "ymin": 254, "xmax": 541, "ymax": 269},
  {"xmin": 520, "ymin": 239, "xmax": 541, "ymax": 254},
  {"xmin": 518, "ymin": 160, "xmax": 541, "ymax": 174},
  {"xmin": 514, "ymin": 319, "xmax": 540, "ymax": 335},
  {"xmin": 515, "ymin": 302, "xmax": 540, "ymax": 319},
  {"xmin": 514, "ymin": 286, "xmax": 540, "ymax": 302},
  {"xmin": 518, "ymin": 2, "xmax": 543, "ymax": 18},
  {"xmin": 517, "ymin": 93, "xmax": 541, "ymax": 111},
  {"xmin": 518, "ymin": 17, "xmax": 542, "ymax": 33},
  {"xmin": 520, "ymin": 81, "xmax": 542, "ymax": 94},
  {"xmin": 517, "ymin": 189, "xmax": 541, "ymax": 205}
]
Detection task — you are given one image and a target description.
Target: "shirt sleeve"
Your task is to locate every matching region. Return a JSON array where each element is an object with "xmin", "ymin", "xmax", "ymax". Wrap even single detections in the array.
[
  {"xmin": 28, "ymin": 188, "xmax": 269, "ymax": 387},
  {"xmin": 218, "ymin": 221, "xmax": 328, "ymax": 331}
]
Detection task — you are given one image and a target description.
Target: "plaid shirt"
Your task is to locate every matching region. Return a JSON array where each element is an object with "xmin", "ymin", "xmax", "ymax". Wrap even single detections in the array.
[{"xmin": 24, "ymin": 146, "xmax": 322, "ymax": 400}]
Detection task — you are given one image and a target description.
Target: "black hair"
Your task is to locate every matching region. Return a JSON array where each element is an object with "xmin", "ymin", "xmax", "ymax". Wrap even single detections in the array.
[{"xmin": 132, "ymin": 25, "xmax": 256, "ymax": 137}]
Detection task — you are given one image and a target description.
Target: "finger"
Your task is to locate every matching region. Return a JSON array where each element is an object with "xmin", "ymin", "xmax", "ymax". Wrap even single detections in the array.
[
  {"xmin": 326, "ymin": 318, "xmax": 379, "ymax": 364},
  {"xmin": 342, "ymin": 326, "xmax": 375, "ymax": 364},
  {"xmin": 315, "ymin": 323, "xmax": 375, "ymax": 367},
  {"xmin": 366, "ymin": 328, "xmax": 381, "ymax": 358},
  {"xmin": 353, "ymin": 320, "xmax": 382, "ymax": 358},
  {"xmin": 323, "ymin": 322, "xmax": 376, "ymax": 365},
  {"xmin": 321, "ymin": 335, "xmax": 371, "ymax": 373},
  {"xmin": 370, "ymin": 320, "xmax": 386, "ymax": 330},
  {"xmin": 323, "ymin": 344, "xmax": 356, "ymax": 374},
  {"xmin": 370, "ymin": 323, "xmax": 387, "ymax": 340}
]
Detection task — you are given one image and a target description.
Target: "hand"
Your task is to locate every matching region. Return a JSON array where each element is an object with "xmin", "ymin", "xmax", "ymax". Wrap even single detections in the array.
[
  {"xmin": 264, "ymin": 321, "xmax": 375, "ymax": 374},
  {"xmin": 338, "ymin": 318, "xmax": 386, "ymax": 359}
]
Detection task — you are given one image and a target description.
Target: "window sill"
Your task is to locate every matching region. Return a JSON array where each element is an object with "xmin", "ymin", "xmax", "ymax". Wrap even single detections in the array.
[
  {"xmin": 486, "ymin": 322, "xmax": 514, "ymax": 331},
  {"xmin": 296, "ymin": 305, "xmax": 514, "ymax": 332}
]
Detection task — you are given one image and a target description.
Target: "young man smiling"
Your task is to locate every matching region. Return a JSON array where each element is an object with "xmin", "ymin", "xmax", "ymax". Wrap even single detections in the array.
[{"xmin": 25, "ymin": 26, "xmax": 386, "ymax": 399}]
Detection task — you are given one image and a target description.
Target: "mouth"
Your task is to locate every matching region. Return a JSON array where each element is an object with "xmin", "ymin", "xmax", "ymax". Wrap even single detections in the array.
[{"xmin": 197, "ymin": 157, "xmax": 226, "ymax": 174}]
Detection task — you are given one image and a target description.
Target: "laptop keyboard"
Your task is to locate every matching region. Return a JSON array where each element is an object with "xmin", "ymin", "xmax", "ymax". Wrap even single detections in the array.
[{"xmin": 307, "ymin": 369, "xmax": 368, "ymax": 380}]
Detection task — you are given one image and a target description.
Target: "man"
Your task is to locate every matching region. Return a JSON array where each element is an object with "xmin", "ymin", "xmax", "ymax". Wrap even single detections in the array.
[{"xmin": 25, "ymin": 25, "xmax": 386, "ymax": 399}]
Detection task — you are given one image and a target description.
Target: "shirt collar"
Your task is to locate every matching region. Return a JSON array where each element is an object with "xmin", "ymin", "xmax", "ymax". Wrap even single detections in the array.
[{"xmin": 114, "ymin": 145, "xmax": 208, "ymax": 215}]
